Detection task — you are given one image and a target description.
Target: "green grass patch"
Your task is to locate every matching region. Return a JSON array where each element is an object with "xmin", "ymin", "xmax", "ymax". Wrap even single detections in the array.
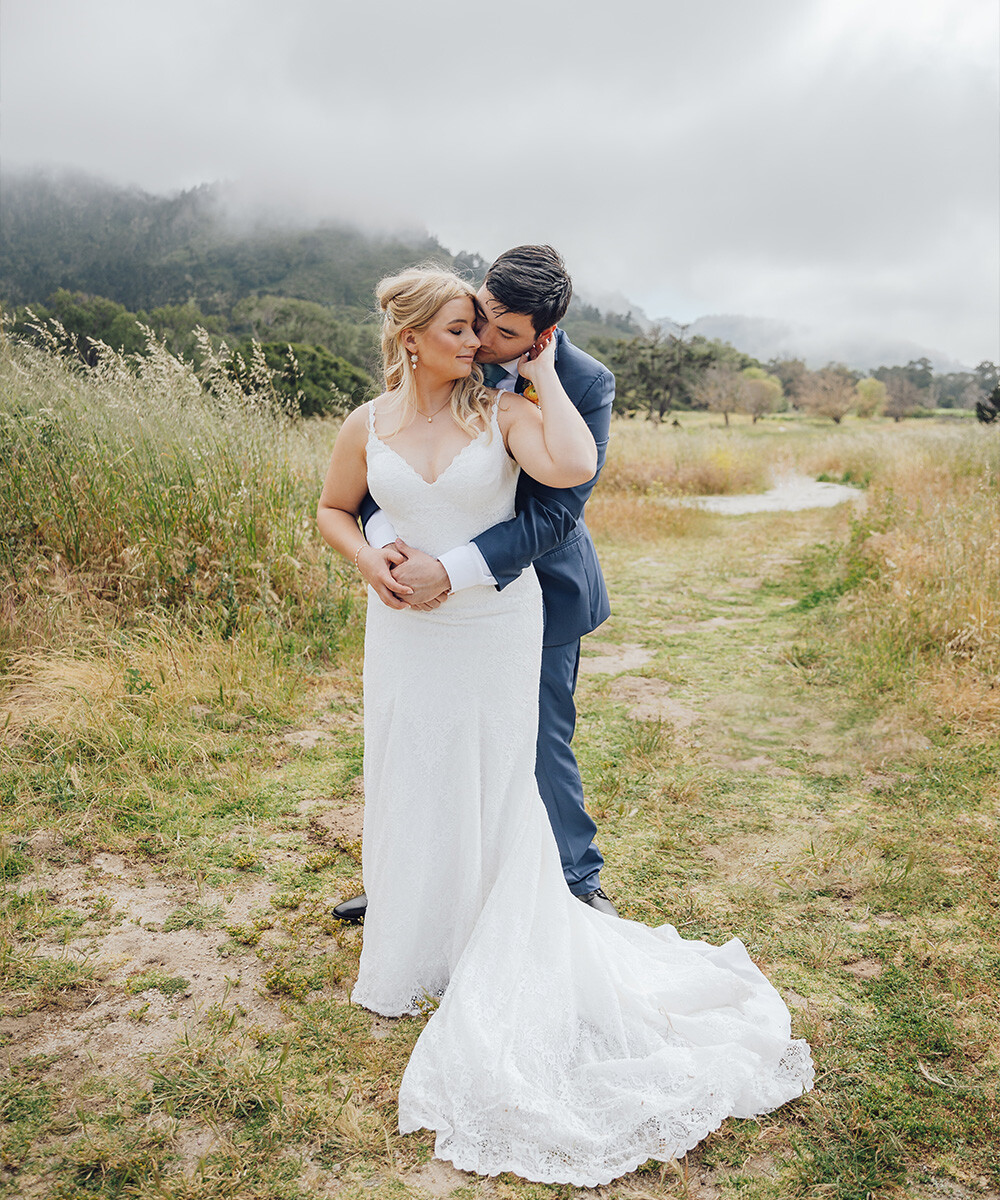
[
  {"xmin": 125, "ymin": 971, "xmax": 189, "ymax": 998},
  {"xmin": 162, "ymin": 902, "xmax": 223, "ymax": 932}
]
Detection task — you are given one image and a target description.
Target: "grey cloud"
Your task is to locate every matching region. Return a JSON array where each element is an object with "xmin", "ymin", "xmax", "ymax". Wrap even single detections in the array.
[{"xmin": 1, "ymin": 0, "xmax": 996, "ymax": 365}]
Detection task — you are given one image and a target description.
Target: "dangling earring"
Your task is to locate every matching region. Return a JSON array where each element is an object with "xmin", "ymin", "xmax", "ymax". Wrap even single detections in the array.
[{"xmin": 410, "ymin": 352, "xmax": 418, "ymax": 372}]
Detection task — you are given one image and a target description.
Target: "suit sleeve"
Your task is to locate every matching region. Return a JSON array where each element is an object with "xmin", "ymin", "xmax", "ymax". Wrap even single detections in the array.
[
  {"xmin": 358, "ymin": 491, "xmax": 379, "ymax": 527},
  {"xmin": 473, "ymin": 367, "xmax": 614, "ymax": 590}
]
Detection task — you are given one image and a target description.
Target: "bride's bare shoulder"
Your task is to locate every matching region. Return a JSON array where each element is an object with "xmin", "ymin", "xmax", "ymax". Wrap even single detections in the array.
[
  {"xmin": 342, "ymin": 396, "xmax": 381, "ymax": 428},
  {"xmin": 334, "ymin": 401, "xmax": 374, "ymax": 450}
]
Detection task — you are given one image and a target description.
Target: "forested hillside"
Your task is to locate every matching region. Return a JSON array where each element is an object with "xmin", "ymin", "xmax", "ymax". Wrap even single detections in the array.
[
  {"xmin": 0, "ymin": 171, "xmax": 469, "ymax": 317},
  {"xmin": 3, "ymin": 171, "xmax": 995, "ymax": 422}
]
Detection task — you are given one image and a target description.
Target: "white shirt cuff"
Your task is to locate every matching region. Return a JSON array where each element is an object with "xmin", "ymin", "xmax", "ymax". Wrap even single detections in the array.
[
  {"xmin": 364, "ymin": 509, "xmax": 398, "ymax": 549},
  {"xmin": 437, "ymin": 543, "xmax": 498, "ymax": 592}
]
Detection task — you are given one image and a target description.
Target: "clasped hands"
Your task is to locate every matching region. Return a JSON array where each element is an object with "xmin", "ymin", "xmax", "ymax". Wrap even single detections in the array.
[{"xmin": 356, "ymin": 539, "xmax": 450, "ymax": 611}]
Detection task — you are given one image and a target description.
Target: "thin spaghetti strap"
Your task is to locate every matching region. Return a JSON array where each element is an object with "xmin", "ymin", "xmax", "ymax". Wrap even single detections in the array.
[{"xmin": 368, "ymin": 398, "xmax": 376, "ymax": 431}]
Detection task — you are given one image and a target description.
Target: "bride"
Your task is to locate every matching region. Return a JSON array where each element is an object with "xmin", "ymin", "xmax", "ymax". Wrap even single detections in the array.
[{"xmin": 316, "ymin": 267, "xmax": 813, "ymax": 1187}]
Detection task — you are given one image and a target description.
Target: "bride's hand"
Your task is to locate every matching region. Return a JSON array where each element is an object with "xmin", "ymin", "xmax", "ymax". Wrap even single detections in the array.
[
  {"xmin": 516, "ymin": 328, "xmax": 556, "ymax": 385},
  {"xmin": 357, "ymin": 544, "xmax": 413, "ymax": 610}
]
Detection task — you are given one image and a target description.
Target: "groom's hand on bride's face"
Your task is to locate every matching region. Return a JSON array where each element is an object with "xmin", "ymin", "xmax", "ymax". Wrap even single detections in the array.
[{"xmin": 391, "ymin": 540, "xmax": 451, "ymax": 606}]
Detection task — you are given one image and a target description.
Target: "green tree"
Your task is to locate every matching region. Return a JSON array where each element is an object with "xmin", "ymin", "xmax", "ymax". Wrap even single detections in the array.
[
  {"xmin": 933, "ymin": 371, "xmax": 981, "ymax": 409},
  {"xmin": 596, "ymin": 330, "xmax": 678, "ymax": 418},
  {"xmin": 12, "ymin": 290, "xmax": 229, "ymax": 369},
  {"xmin": 230, "ymin": 295, "xmax": 378, "ymax": 372},
  {"xmin": 854, "ymin": 376, "xmax": 887, "ymax": 418},
  {"xmin": 596, "ymin": 329, "xmax": 754, "ymax": 419},
  {"xmin": 25, "ymin": 289, "xmax": 148, "ymax": 362},
  {"xmin": 147, "ymin": 301, "xmax": 227, "ymax": 360},
  {"xmin": 974, "ymin": 361, "xmax": 999, "ymax": 393},
  {"xmin": 765, "ymin": 357, "xmax": 809, "ymax": 403},
  {"xmin": 873, "ymin": 358, "xmax": 935, "ymax": 396},
  {"xmin": 976, "ymin": 383, "xmax": 1000, "ymax": 424}
]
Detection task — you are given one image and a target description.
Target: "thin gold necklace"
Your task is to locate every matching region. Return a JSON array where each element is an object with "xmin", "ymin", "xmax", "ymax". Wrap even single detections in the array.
[{"xmin": 415, "ymin": 397, "xmax": 452, "ymax": 423}]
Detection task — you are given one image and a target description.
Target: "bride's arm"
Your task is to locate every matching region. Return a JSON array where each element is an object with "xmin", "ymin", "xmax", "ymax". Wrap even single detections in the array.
[
  {"xmin": 316, "ymin": 406, "xmax": 413, "ymax": 610},
  {"xmin": 498, "ymin": 339, "xmax": 598, "ymax": 488}
]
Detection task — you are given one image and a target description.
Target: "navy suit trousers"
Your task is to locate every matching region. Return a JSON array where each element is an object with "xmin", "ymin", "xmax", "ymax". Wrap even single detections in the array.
[{"xmin": 535, "ymin": 639, "xmax": 603, "ymax": 895}]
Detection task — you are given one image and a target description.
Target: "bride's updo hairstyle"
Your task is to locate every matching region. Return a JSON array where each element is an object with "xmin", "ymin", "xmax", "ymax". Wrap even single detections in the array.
[{"xmin": 377, "ymin": 267, "xmax": 492, "ymax": 437}]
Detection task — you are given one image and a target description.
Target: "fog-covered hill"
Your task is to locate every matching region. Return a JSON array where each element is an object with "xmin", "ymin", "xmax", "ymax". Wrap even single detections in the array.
[
  {"xmin": 650, "ymin": 314, "xmax": 973, "ymax": 374},
  {"xmin": 0, "ymin": 171, "xmax": 471, "ymax": 318},
  {"xmin": 1, "ymin": 171, "xmax": 983, "ymax": 374},
  {"xmin": 0, "ymin": 171, "xmax": 633, "ymax": 345}
]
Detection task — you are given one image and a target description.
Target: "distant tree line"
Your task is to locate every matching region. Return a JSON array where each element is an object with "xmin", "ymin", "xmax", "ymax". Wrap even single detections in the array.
[
  {"xmin": 588, "ymin": 328, "xmax": 999, "ymax": 425},
  {"xmin": 11, "ymin": 287, "xmax": 998, "ymax": 426}
]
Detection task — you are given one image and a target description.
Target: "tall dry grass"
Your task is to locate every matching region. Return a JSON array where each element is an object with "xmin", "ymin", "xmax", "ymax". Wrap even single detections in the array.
[
  {"xmin": 599, "ymin": 419, "xmax": 771, "ymax": 496},
  {"xmin": 597, "ymin": 415, "xmax": 999, "ymax": 723},
  {"xmin": 0, "ymin": 324, "xmax": 347, "ymax": 666},
  {"xmin": 748, "ymin": 419, "xmax": 1000, "ymax": 722},
  {"xmin": 837, "ymin": 436, "xmax": 1000, "ymax": 720}
]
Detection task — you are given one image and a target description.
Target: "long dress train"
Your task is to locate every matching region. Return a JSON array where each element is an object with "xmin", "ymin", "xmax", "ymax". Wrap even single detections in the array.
[{"xmin": 352, "ymin": 399, "xmax": 813, "ymax": 1188}]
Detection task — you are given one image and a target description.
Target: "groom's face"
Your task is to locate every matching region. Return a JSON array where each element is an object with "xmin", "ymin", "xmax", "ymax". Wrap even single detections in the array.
[{"xmin": 473, "ymin": 286, "xmax": 541, "ymax": 365}]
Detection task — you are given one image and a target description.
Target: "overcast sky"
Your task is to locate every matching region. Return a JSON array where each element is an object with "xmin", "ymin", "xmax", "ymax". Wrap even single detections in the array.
[{"xmin": 2, "ymin": 0, "xmax": 997, "ymax": 367}]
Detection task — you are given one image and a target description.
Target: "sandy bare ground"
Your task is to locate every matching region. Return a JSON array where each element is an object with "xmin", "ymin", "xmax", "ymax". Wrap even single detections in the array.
[
  {"xmin": 678, "ymin": 473, "xmax": 863, "ymax": 514},
  {"xmin": 3, "ymin": 792, "xmax": 366, "ymax": 1096}
]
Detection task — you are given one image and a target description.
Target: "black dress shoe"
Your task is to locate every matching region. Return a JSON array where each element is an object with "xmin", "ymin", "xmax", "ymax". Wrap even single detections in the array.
[
  {"xmin": 332, "ymin": 892, "xmax": 367, "ymax": 923},
  {"xmin": 577, "ymin": 888, "xmax": 619, "ymax": 917}
]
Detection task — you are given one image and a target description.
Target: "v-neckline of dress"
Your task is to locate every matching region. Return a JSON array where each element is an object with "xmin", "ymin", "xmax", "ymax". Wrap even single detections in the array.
[
  {"xmin": 368, "ymin": 399, "xmax": 494, "ymax": 486},
  {"xmin": 371, "ymin": 426, "xmax": 490, "ymax": 486}
]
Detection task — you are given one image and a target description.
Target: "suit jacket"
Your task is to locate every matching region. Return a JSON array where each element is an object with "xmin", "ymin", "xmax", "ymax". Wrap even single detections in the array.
[
  {"xmin": 359, "ymin": 328, "xmax": 614, "ymax": 647},
  {"xmin": 473, "ymin": 328, "xmax": 613, "ymax": 647}
]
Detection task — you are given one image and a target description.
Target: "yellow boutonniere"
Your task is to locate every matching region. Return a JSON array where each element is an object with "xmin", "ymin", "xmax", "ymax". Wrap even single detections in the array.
[{"xmin": 522, "ymin": 382, "xmax": 540, "ymax": 405}]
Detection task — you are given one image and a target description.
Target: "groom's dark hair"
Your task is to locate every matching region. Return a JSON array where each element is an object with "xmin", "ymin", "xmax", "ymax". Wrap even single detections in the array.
[{"xmin": 485, "ymin": 245, "xmax": 573, "ymax": 333}]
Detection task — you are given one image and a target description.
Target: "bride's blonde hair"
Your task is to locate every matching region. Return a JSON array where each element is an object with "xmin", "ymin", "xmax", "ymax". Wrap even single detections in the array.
[{"xmin": 377, "ymin": 267, "xmax": 493, "ymax": 437}]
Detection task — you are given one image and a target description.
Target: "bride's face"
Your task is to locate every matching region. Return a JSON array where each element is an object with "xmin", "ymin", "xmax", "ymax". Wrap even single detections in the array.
[{"xmin": 408, "ymin": 297, "xmax": 481, "ymax": 382}]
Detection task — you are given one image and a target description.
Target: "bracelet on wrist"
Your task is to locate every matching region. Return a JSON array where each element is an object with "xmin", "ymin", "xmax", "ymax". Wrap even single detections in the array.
[{"xmin": 353, "ymin": 545, "xmax": 364, "ymax": 571}]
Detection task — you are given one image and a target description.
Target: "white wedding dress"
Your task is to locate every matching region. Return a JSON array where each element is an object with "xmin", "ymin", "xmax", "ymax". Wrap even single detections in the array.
[{"xmin": 353, "ymin": 399, "xmax": 814, "ymax": 1187}]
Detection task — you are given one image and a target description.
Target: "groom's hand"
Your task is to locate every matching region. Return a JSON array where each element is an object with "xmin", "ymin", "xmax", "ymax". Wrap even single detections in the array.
[
  {"xmin": 357, "ymin": 544, "xmax": 413, "ymax": 610},
  {"xmin": 391, "ymin": 539, "xmax": 451, "ymax": 606}
]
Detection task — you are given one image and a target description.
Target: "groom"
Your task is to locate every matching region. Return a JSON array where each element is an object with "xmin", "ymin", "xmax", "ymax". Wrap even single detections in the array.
[{"xmin": 335, "ymin": 245, "xmax": 618, "ymax": 919}]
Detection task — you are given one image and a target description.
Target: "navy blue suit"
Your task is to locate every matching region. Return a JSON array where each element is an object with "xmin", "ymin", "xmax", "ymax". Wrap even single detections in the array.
[
  {"xmin": 360, "ymin": 329, "xmax": 614, "ymax": 895},
  {"xmin": 473, "ymin": 329, "xmax": 613, "ymax": 894}
]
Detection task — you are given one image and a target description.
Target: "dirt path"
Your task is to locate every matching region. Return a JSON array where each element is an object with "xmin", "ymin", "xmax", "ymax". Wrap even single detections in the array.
[{"xmin": 582, "ymin": 504, "xmax": 922, "ymax": 784}]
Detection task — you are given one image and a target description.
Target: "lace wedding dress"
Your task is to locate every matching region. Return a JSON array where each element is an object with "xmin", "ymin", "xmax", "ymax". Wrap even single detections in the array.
[{"xmin": 353, "ymin": 400, "xmax": 814, "ymax": 1187}]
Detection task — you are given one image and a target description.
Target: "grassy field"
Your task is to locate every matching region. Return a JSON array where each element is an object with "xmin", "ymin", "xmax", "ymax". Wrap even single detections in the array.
[{"xmin": 1, "ymin": 334, "xmax": 998, "ymax": 1199}]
